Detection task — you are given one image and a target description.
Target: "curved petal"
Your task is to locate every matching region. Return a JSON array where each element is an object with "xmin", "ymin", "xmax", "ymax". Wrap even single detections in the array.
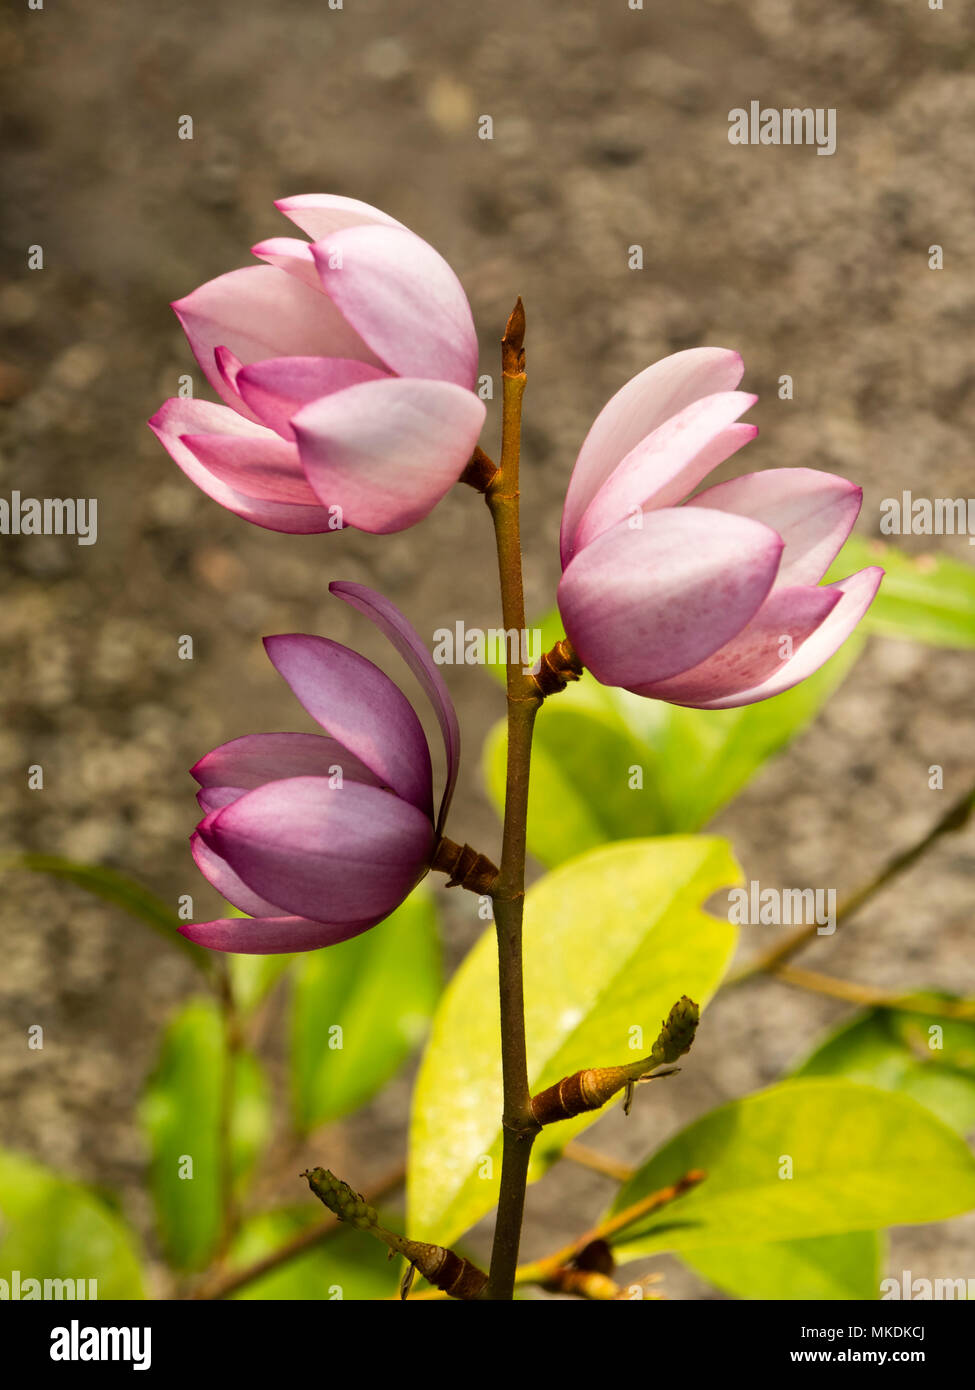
[
  {"xmin": 682, "ymin": 566, "xmax": 884, "ymax": 709},
  {"xmin": 196, "ymin": 786, "xmax": 243, "ymax": 815},
  {"xmin": 179, "ymin": 431, "xmax": 321, "ymax": 505},
  {"xmin": 172, "ymin": 264, "xmax": 382, "ymax": 415},
  {"xmin": 192, "ymin": 731, "xmax": 383, "ymax": 792},
  {"xmin": 557, "ymin": 507, "xmax": 784, "ymax": 688},
  {"xmin": 275, "ymin": 192, "xmax": 405, "ymax": 241},
  {"xmin": 180, "ymin": 913, "xmax": 385, "ymax": 955},
  {"xmin": 311, "ymin": 224, "xmax": 478, "ymax": 388},
  {"xmin": 293, "ymin": 377, "xmax": 485, "ymax": 534},
  {"xmin": 202, "ymin": 777, "xmax": 434, "ymax": 923},
  {"xmin": 148, "ymin": 398, "xmax": 334, "ymax": 533},
  {"xmin": 329, "ymin": 581, "xmax": 461, "ymax": 834},
  {"xmin": 250, "ymin": 237, "xmax": 322, "ymax": 291},
  {"xmin": 191, "ymin": 831, "xmax": 282, "ymax": 918},
  {"xmin": 262, "ymin": 634, "xmax": 433, "ymax": 816},
  {"xmin": 560, "ymin": 348, "xmax": 747, "ymax": 563},
  {"xmin": 568, "ymin": 392, "xmax": 758, "ymax": 563},
  {"xmin": 235, "ymin": 356, "xmax": 389, "ymax": 440},
  {"xmin": 630, "ymin": 583, "xmax": 841, "ymax": 704},
  {"xmin": 686, "ymin": 468, "xmax": 863, "ymax": 588}
]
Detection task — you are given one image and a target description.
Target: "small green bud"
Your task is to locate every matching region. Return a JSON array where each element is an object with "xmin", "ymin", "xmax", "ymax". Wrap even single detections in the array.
[{"xmin": 302, "ymin": 1168, "xmax": 378, "ymax": 1230}]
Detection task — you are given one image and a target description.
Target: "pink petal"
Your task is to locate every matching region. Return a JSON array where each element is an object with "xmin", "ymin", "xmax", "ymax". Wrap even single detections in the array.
[
  {"xmin": 179, "ymin": 431, "xmax": 321, "ymax": 505},
  {"xmin": 560, "ymin": 348, "xmax": 747, "ymax": 564},
  {"xmin": 568, "ymin": 392, "xmax": 758, "ymax": 563},
  {"xmin": 148, "ymin": 398, "xmax": 334, "ymax": 533},
  {"xmin": 632, "ymin": 584, "xmax": 841, "ymax": 704},
  {"xmin": 686, "ymin": 468, "xmax": 863, "ymax": 588},
  {"xmin": 330, "ymin": 582, "xmax": 461, "ymax": 834},
  {"xmin": 172, "ymin": 264, "xmax": 382, "ymax": 415},
  {"xmin": 275, "ymin": 193, "xmax": 405, "ymax": 241},
  {"xmin": 263, "ymin": 634, "xmax": 433, "ymax": 816},
  {"xmin": 293, "ymin": 376, "xmax": 485, "ymax": 533},
  {"xmin": 196, "ymin": 786, "xmax": 243, "ymax": 815},
  {"xmin": 685, "ymin": 566, "xmax": 884, "ymax": 709},
  {"xmin": 558, "ymin": 507, "xmax": 784, "ymax": 688},
  {"xmin": 202, "ymin": 777, "xmax": 434, "ymax": 923},
  {"xmin": 192, "ymin": 731, "xmax": 383, "ymax": 793},
  {"xmin": 180, "ymin": 914, "xmax": 385, "ymax": 955},
  {"xmin": 249, "ymin": 237, "xmax": 323, "ymax": 291},
  {"xmin": 234, "ymin": 356, "xmax": 389, "ymax": 441},
  {"xmin": 310, "ymin": 224, "xmax": 478, "ymax": 388},
  {"xmin": 191, "ymin": 831, "xmax": 282, "ymax": 918}
]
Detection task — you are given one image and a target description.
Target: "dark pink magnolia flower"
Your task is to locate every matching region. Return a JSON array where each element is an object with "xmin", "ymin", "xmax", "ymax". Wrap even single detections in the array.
[
  {"xmin": 182, "ymin": 582, "xmax": 460, "ymax": 954},
  {"xmin": 149, "ymin": 194, "xmax": 485, "ymax": 534},
  {"xmin": 558, "ymin": 348, "xmax": 882, "ymax": 708}
]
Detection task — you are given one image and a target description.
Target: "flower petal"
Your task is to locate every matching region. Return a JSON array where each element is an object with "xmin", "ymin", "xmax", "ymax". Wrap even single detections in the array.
[
  {"xmin": 329, "ymin": 582, "xmax": 461, "ymax": 834},
  {"xmin": 192, "ymin": 731, "xmax": 384, "ymax": 792},
  {"xmin": 180, "ymin": 914, "xmax": 385, "ymax": 955},
  {"xmin": 203, "ymin": 777, "xmax": 434, "ymax": 923},
  {"xmin": 249, "ymin": 236, "xmax": 322, "ymax": 291},
  {"xmin": 179, "ymin": 431, "xmax": 321, "ymax": 505},
  {"xmin": 262, "ymin": 634, "xmax": 433, "ymax": 816},
  {"xmin": 684, "ymin": 567, "xmax": 884, "ymax": 709},
  {"xmin": 275, "ymin": 192, "xmax": 405, "ymax": 241},
  {"xmin": 191, "ymin": 831, "xmax": 282, "ymax": 918},
  {"xmin": 568, "ymin": 391, "xmax": 758, "ymax": 563},
  {"xmin": 148, "ymin": 398, "xmax": 334, "ymax": 533},
  {"xmin": 234, "ymin": 356, "xmax": 389, "ymax": 440},
  {"xmin": 558, "ymin": 507, "xmax": 784, "ymax": 688},
  {"xmin": 311, "ymin": 224, "xmax": 478, "ymax": 388},
  {"xmin": 172, "ymin": 264, "xmax": 382, "ymax": 415},
  {"xmin": 686, "ymin": 468, "xmax": 863, "ymax": 587},
  {"xmin": 293, "ymin": 376, "xmax": 485, "ymax": 533},
  {"xmin": 631, "ymin": 583, "xmax": 841, "ymax": 705},
  {"xmin": 560, "ymin": 348, "xmax": 747, "ymax": 564}
]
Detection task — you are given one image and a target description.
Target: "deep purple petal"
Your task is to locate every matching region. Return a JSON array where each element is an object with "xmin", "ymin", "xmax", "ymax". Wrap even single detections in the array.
[
  {"xmin": 179, "ymin": 913, "xmax": 385, "ymax": 955},
  {"xmin": 262, "ymin": 635, "xmax": 433, "ymax": 816},
  {"xmin": 329, "ymin": 581, "xmax": 460, "ymax": 834}
]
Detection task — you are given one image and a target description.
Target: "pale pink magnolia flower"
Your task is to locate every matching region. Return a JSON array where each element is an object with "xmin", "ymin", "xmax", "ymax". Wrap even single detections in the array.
[
  {"xmin": 558, "ymin": 349, "xmax": 882, "ymax": 708},
  {"xmin": 149, "ymin": 194, "xmax": 485, "ymax": 534},
  {"xmin": 182, "ymin": 583, "xmax": 459, "ymax": 954}
]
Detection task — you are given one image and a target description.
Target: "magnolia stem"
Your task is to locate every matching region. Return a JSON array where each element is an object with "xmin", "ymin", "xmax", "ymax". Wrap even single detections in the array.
[
  {"xmin": 771, "ymin": 964, "xmax": 975, "ymax": 1021},
  {"xmin": 215, "ymin": 961, "xmax": 241, "ymax": 1262},
  {"xmin": 484, "ymin": 301, "xmax": 542, "ymax": 1300}
]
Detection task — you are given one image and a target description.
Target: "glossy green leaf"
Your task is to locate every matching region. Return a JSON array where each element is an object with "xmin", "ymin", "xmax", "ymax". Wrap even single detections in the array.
[
  {"xmin": 0, "ymin": 1149, "xmax": 146, "ymax": 1299},
  {"xmin": 609, "ymin": 1080, "xmax": 975, "ymax": 1260},
  {"xmin": 228, "ymin": 1208, "xmax": 400, "ymax": 1301},
  {"xmin": 409, "ymin": 836, "xmax": 741, "ymax": 1244},
  {"xmin": 827, "ymin": 537, "xmax": 975, "ymax": 647},
  {"xmin": 139, "ymin": 997, "xmax": 270, "ymax": 1270},
  {"xmin": 683, "ymin": 1233, "xmax": 884, "ymax": 1301},
  {"xmin": 290, "ymin": 885, "xmax": 441, "ymax": 1133},
  {"xmin": 0, "ymin": 852, "xmax": 209, "ymax": 972},
  {"xmin": 484, "ymin": 638, "xmax": 862, "ymax": 868},
  {"xmin": 793, "ymin": 1006, "xmax": 975, "ymax": 1135}
]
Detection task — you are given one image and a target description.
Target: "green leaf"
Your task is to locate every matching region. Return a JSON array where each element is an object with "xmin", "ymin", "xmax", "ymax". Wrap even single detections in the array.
[
  {"xmin": 682, "ymin": 1231, "xmax": 885, "ymax": 1301},
  {"xmin": 827, "ymin": 537, "xmax": 975, "ymax": 647},
  {"xmin": 290, "ymin": 885, "xmax": 442, "ymax": 1133},
  {"xmin": 0, "ymin": 1149, "xmax": 146, "ymax": 1299},
  {"xmin": 228, "ymin": 952, "xmax": 295, "ymax": 1016},
  {"xmin": 793, "ymin": 1006, "xmax": 975, "ymax": 1135},
  {"xmin": 228, "ymin": 1208, "xmax": 401, "ymax": 1301},
  {"xmin": 483, "ymin": 639, "xmax": 862, "ymax": 868},
  {"xmin": 609, "ymin": 1080, "xmax": 975, "ymax": 1260},
  {"xmin": 139, "ymin": 997, "xmax": 270, "ymax": 1270},
  {"xmin": 0, "ymin": 852, "xmax": 210, "ymax": 972},
  {"xmin": 409, "ymin": 836, "xmax": 741, "ymax": 1244}
]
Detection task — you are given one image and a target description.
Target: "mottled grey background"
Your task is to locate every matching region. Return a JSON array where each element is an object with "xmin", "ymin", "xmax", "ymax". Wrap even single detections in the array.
[{"xmin": 1, "ymin": 0, "xmax": 973, "ymax": 1297}]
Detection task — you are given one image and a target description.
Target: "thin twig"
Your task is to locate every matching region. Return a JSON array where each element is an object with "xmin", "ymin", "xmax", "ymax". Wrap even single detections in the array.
[{"xmin": 563, "ymin": 1141, "xmax": 636, "ymax": 1184}]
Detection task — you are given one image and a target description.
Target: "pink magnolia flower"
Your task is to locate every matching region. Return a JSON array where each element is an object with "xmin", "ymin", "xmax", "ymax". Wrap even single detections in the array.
[
  {"xmin": 149, "ymin": 194, "xmax": 485, "ymax": 535},
  {"xmin": 558, "ymin": 348, "xmax": 882, "ymax": 708},
  {"xmin": 182, "ymin": 582, "xmax": 460, "ymax": 954}
]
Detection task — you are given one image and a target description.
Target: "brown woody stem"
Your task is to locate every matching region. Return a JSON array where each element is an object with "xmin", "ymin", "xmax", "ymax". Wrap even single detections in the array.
[{"xmin": 430, "ymin": 836, "xmax": 499, "ymax": 894}]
